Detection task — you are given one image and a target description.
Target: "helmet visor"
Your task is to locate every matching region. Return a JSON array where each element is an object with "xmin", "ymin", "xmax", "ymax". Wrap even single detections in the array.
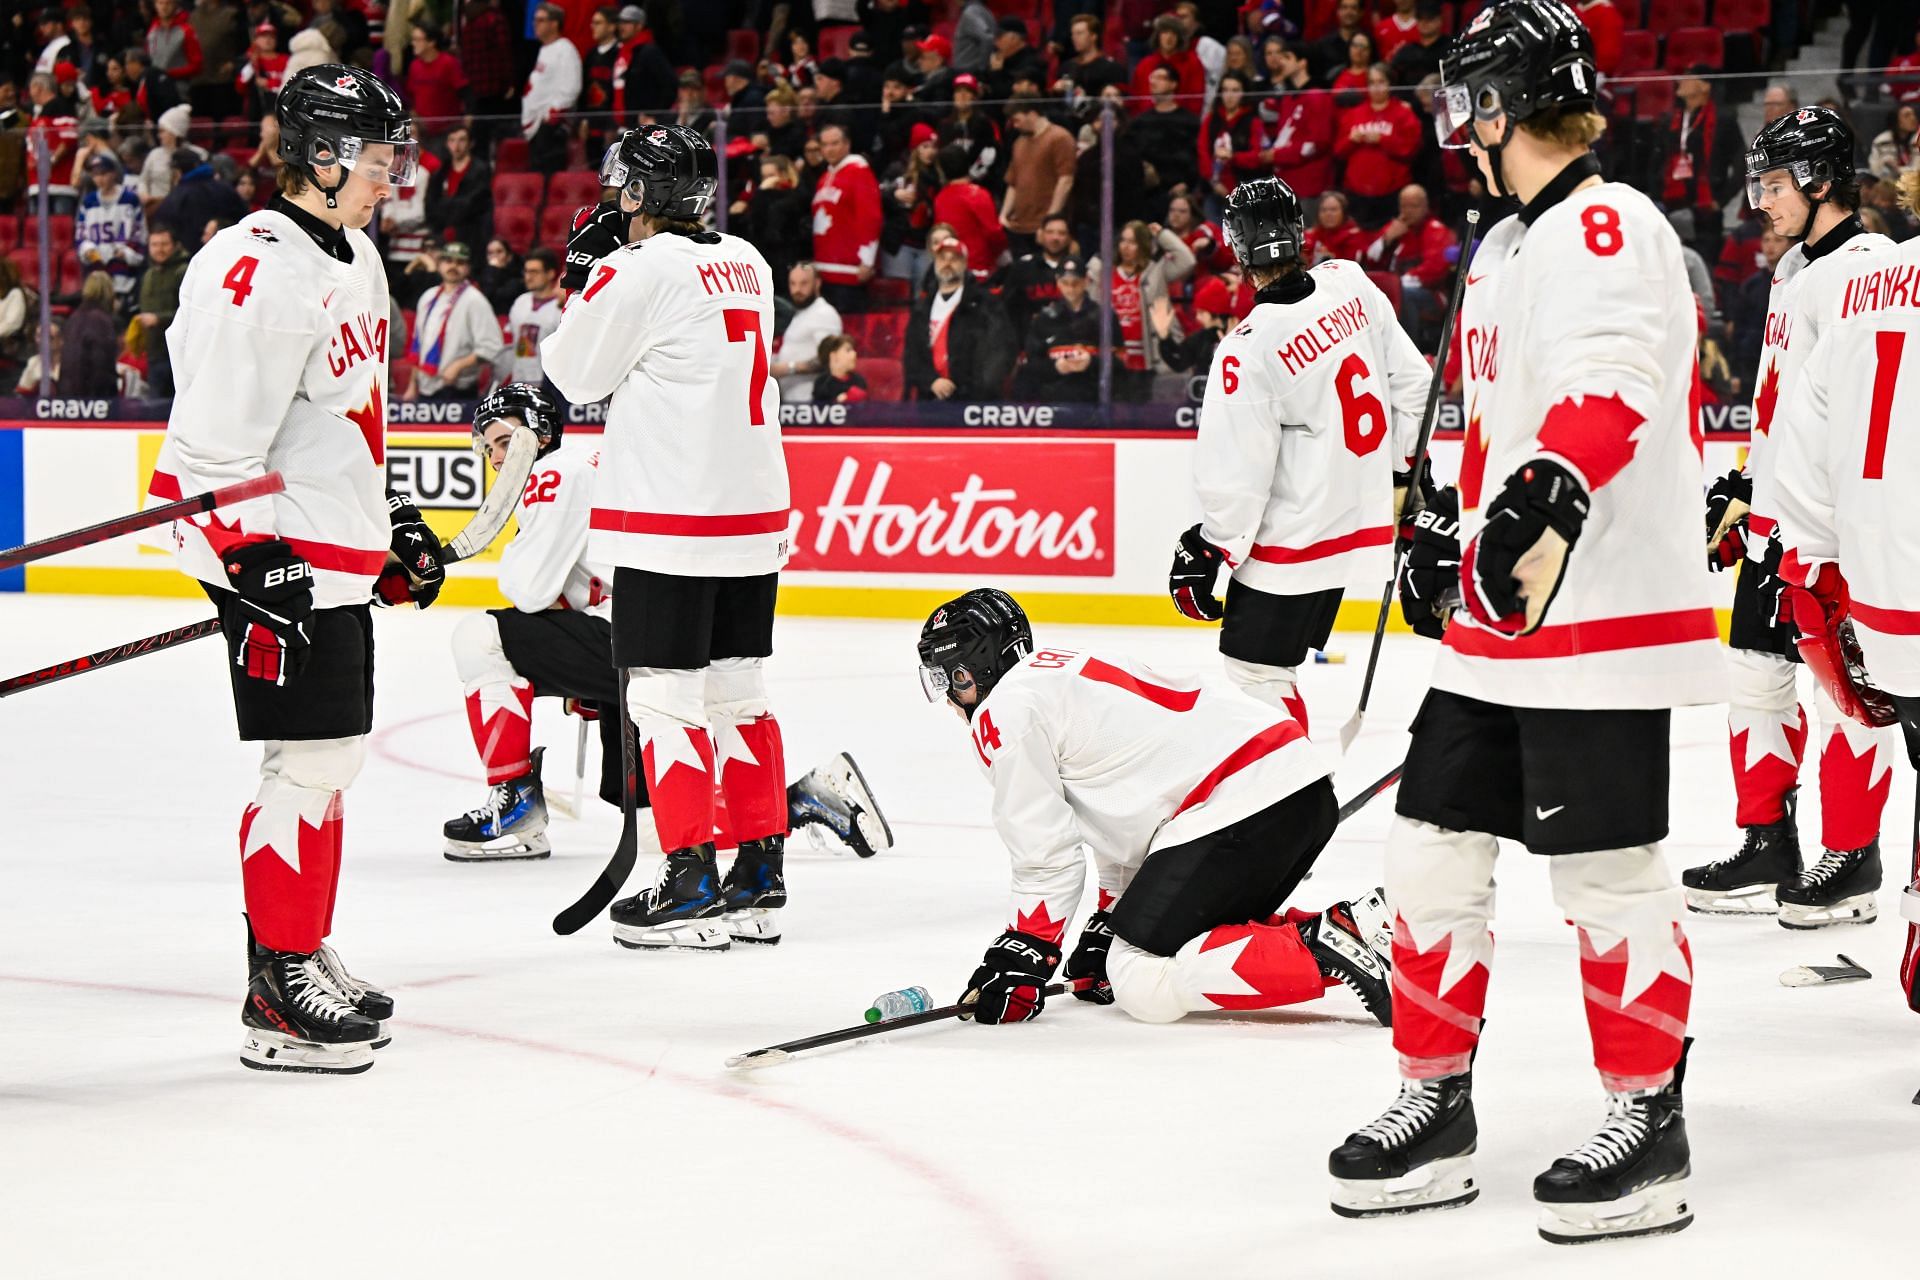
[
  {"xmin": 336, "ymin": 135, "xmax": 420, "ymax": 187},
  {"xmin": 1745, "ymin": 160, "xmax": 1814, "ymax": 210},
  {"xmin": 1433, "ymin": 81, "xmax": 1478, "ymax": 150},
  {"xmin": 598, "ymin": 142, "xmax": 644, "ymax": 204},
  {"xmin": 917, "ymin": 662, "xmax": 951, "ymax": 703}
]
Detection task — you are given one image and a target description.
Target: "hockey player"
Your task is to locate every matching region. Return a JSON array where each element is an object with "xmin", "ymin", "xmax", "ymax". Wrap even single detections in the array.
[
  {"xmin": 1171, "ymin": 176, "xmax": 1432, "ymax": 732},
  {"xmin": 1329, "ymin": 1, "xmax": 1723, "ymax": 1242},
  {"xmin": 1765, "ymin": 172, "xmax": 1920, "ymax": 1024},
  {"xmin": 1688, "ymin": 106, "xmax": 1894, "ymax": 928},
  {"xmin": 444, "ymin": 383, "xmax": 892, "ymax": 872},
  {"xmin": 146, "ymin": 65, "xmax": 437, "ymax": 1074},
  {"xmin": 543, "ymin": 125, "xmax": 794, "ymax": 951},
  {"xmin": 916, "ymin": 589, "xmax": 1395, "ymax": 1030}
]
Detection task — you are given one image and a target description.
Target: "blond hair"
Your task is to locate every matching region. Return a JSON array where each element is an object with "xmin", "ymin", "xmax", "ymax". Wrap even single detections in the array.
[
  {"xmin": 1900, "ymin": 169, "xmax": 1920, "ymax": 215},
  {"xmin": 1518, "ymin": 108, "xmax": 1608, "ymax": 150}
]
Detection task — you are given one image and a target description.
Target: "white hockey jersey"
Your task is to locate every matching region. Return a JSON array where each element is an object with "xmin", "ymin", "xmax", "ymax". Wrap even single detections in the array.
[
  {"xmin": 1434, "ymin": 180, "xmax": 1725, "ymax": 709},
  {"xmin": 542, "ymin": 230, "xmax": 791, "ymax": 578},
  {"xmin": 147, "ymin": 209, "xmax": 392, "ymax": 608},
  {"xmin": 499, "ymin": 440, "xmax": 614, "ymax": 616},
  {"xmin": 1194, "ymin": 258, "xmax": 1431, "ymax": 594},
  {"xmin": 1769, "ymin": 236, "xmax": 1920, "ymax": 697},
  {"xmin": 503, "ymin": 290, "xmax": 564, "ymax": 388},
  {"xmin": 968, "ymin": 646, "xmax": 1331, "ymax": 944},
  {"xmin": 1743, "ymin": 222, "xmax": 1892, "ymax": 548}
]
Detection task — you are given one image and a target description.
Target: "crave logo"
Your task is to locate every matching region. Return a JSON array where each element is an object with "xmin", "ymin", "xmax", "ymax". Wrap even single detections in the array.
[{"xmin": 786, "ymin": 440, "xmax": 1113, "ymax": 576}]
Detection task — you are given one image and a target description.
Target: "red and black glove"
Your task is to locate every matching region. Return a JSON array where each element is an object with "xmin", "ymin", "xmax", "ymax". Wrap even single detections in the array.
[
  {"xmin": 565, "ymin": 200, "xmax": 627, "ymax": 292},
  {"xmin": 1169, "ymin": 524, "xmax": 1228, "ymax": 622},
  {"xmin": 1704, "ymin": 468, "xmax": 1751, "ymax": 572},
  {"xmin": 1063, "ymin": 910, "xmax": 1115, "ymax": 1005},
  {"xmin": 962, "ymin": 929, "xmax": 1063, "ymax": 1025},
  {"xmin": 1461, "ymin": 459, "xmax": 1589, "ymax": 636},
  {"xmin": 375, "ymin": 488, "xmax": 446, "ymax": 609},
  {"xmin": 223, "ymin": 539, "xmax": 313, "ymax": 686},
  {"xmin": 1784, "ymin": 565, "xmax": 1900, "ymax": 728}
]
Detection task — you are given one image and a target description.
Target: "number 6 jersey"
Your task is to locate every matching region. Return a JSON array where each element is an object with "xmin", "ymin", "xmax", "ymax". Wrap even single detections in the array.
[{"xmin": 542, "ymin": 230, "xmax": 791, "ymax": 578}]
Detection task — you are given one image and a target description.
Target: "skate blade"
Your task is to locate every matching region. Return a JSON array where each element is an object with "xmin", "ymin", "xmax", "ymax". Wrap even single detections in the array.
[
  {"xmin": 1684, "ymin": 886, "xmax": 1778, "ymax": 915},
  {"xmin": 611, "ymin": 919, "xmax": 730, "ymax": 951},
  {"xmin": 828, "ymin": 753, "xmax": 893, "ymax": 854},
  {"xmin": 1330, "ymin": 1155, "xmax": 1478, "ymax": 1218},
  {"xmin": 444, "ymin": 832, "xmax": 553, "ymax": 861},
  {"xmin": 240, "ymin": 1029, "xmax": 376, "ymax": 1075},
  {"xmin": 721, "ymin": 907, "xmax": 782, "ymax": 945},
  {"xmin": 1537, "ymin": 1177, "xmax": 1692, "ymax": 1245},
  {"xmin": 1778, "ymin": 894, "xmax": 1877, "ymax": 929}
]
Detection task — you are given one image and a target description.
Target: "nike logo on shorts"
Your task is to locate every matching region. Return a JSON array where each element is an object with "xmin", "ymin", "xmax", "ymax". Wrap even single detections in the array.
[{"xmin": 1535, "ymin": 804, "xmax": 1565, "ymax": 819}]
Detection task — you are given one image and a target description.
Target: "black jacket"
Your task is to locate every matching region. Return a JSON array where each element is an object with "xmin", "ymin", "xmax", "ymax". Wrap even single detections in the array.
[
  {"xmin": 1133, "ymin": 105, "xmax": 1203, "ymax": 194},
  {"xmin": 992, "ymin": 250, "xmax": 1067, "ymax": 344},
  {"xmin": 1019, "ymin": 295, "xmax": 1118, "ymax": 402},
  {"xmin": 903, "ymin": 281, "xmax": 1015, "ymax": 401},
  {"xmin": 746, "ymin": 185, "xmax": 811, "ymax": 292},
  {"xmin": 425, "ymin": 156, "xmax": 492, "ymax": 251}
]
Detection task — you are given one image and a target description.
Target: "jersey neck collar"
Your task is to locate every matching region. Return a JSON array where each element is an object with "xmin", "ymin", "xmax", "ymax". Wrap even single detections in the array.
[
  {"xmin": 1255, "ymin": 267, "xmax": 1315, "ymax": 306},
  {"xmin": 1518, "ymin": 152, "xmax": 1603, "ymax": 227},
  {"xmin": 270, "ymin": 194, "xmax": 353, "ymax": 264},
  {"xmin": 1801, "ymin": 212, "xmax": 1864, "ymax": 263}
]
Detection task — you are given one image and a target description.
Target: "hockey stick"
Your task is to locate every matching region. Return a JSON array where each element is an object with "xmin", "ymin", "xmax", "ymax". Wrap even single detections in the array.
[
  {"xmin": 553, "ymin": 668, "xmax": 639, "ymax": 935},
  {"xmin": 1339, "ymin": 208, "xmax": 1483, "ymax": 753},
  {"xmin": 1337, "ymin": 761, "xmax": 1403, "ymax": 824},
  {"xmin": 0, "ymin": 472, "xmax": 285, "ymax": 572},
  {"xmin": 0, "ymin": 617, "xmax": 222, "ymax": 699},
  {"xmin": 443, "ymin": 426, "xmax": 539, "ymax": 564},
  {"xmin": 571, "ymin": 714, "xmax": 589, "ymax": 816},
  {"xmin": 726, "ymin": 978, "xmax": 1097, "ymax": 1071}
]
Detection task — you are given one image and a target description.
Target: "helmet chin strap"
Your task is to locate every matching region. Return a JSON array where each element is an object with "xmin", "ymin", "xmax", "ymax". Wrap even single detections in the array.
[
  {"xmin": 1473, "ymin": 116, "xmax": 1517, "ymax": 201},
  {"xmin": 1788, "ymin": 181, "xmax": 1827, "ymax": 244}
]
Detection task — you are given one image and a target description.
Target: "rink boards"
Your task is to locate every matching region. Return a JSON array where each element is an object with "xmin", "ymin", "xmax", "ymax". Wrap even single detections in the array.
[{"xmin": 0, "ymin": 419, "xmax": 1750, "ymax": 630}]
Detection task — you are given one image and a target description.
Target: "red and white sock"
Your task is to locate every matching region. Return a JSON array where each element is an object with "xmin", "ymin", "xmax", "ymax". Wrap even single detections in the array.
[
  {"xmin": 714, "ymin": 713, "xmax": 788, "ymax": 844},
  {"xmin": 1729, "ymin": 701, "xmax": 1807, "ymax": 828},
  {"xmin": 1817, "ymin": 715, "xmax": 1893, "ymax": 852},
  {"xmin": 641, "ymin": 724, "xmax": 717, "ymax": 852},
  {"xmin": 464, "ymin": 678, "xmax": 534, "ymax": 784},
  {"xmin": 1579, "ymin": 923, "xmax": 1693, "ymax": 1092},
  {"xmin": 241, "ymin": 781, "xmax": 342, "ymax": 955},
  {"xmin": 1391, "ymin": 919, "xmax": 1492, "ymax": 1079},
  {"xmin": 1178, "ymin": 921, "xmax": 1328, "ymax": 1011}
]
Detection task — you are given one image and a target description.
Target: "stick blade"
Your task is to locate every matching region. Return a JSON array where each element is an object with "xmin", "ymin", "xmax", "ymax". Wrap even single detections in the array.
[
  {"xmin": 725, "ymin": 1048, "xmax": 791, "ymax": 1072},
  {"xmin": 551, "ymin": 815, "xmax": 638, "ymax": 935},
  {"xmin": 1339, "ymin": 708, "xmax": 1363, "ymax": 752}
]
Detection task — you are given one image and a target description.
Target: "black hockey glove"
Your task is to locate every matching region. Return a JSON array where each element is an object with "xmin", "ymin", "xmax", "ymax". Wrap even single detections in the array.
[
  {"xmin": 223, "ymin": 539, "xmax": 313, "ymax": 686},
  {"xmin": 1063, "ymin": 910, "xmax": 1115, "ymax": 1004},
  {"xmin": 1461, "ymin": 460, "xmax": 1589, "ymax": 638},
  {"xmin": 962, "ymin": 929, "xmax": 1063, "ymax": 1025},
  {"xmin": 375, "ymin": 489, "xmax": 446, "ymax": 609},
  {"xmin": 564, "ymin": 200, "xmax": 627, "ymax": 292},
  {"xmin": 1398, "ymin": 484, "xmax": 1460, "ymax": 641},
  {"xmin": 1169, "ymin": 524, "xmax": 1228, "ymax": 622},
  {"xmin": 1704, "ymin": 468, "xmax": 1752, "ymax": 572}
]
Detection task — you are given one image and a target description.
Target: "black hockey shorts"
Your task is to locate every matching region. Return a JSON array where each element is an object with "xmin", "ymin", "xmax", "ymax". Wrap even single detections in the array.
[
  {"xmin": 1110, "ymin": 777, "xmax": 1338, "ymax": 956},
  {"xmin": 610, "ymin": 568, "xmax": 778, "ymax": 669},
  {"xmin": 209, "ymin": 588, "xmax": 373, "ymax": 742},
  {"xmin": 1394, "ymin": 688, "xmax": 1671, "ymax": 855},
  {"xmin": 1727, "ymin": 539, "xmax": 1800, "ymax": 660},
  {"xmin": 492, "ymin": 607, "xmax": 629, "ymax": 807},
  {"xmin": 1220, "ymin": 581, "xmax": 1343, "ymax": 668}
]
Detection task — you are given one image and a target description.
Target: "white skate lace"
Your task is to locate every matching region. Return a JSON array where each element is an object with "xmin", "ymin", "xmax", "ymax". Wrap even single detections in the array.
[
  {"xmin": 1565, "ymin": 1093, "xmax": 1650, "ymax": 1170},
  {"xmin": 1354, "ymin": 1081, "xmax": 1441, "ymax": 1150},
  {"xmin": 462, "ymin": 781, "xmax": 515, "ymax": 827},
  {"xmin": 284, "ymin": 959, "xmax": 361, "ymax": 1024},
  {"xmin": 315, "ymin": 943, "xmax": 366, "ymax": 1001},
  {"xmin": 1799, "ymin": 847, "xmax": 1856, "ymax": 888}
]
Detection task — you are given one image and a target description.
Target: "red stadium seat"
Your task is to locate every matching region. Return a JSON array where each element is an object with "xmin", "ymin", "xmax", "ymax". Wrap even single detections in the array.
[
  {"xmin": 861, "ymin": 357, "xmax": 903, "ymax": 401},
  {"xmin": 492, "ymin": 172, "xmax": 545, "ymax": 207},
  {"xmin": 546, "ymin": 170, "xmax": 603, "ymax": 211},
  {"xmin": 857, "ymin": 309, "xmax": 907, "ymax": 359},
  {"xmin": 57, "ymin": 252, "xmax": 84, "ymax": 298},
  {"xmin": 818, "ymin": 27, "xmax": 855, "ymax": 60},
  {"xmin": 1663, "ymin": 26, "xmax": 1724, "ymax": 70},
  {"xmin": 8, "ymin": 248, "xmax": 44, "ymax": 291},
  {"xmin": 870, "ymin": 278, "xmax": 911, "ymax": 306},
  {"xmin": 1610, "ymin": 0, "xmax": 1642, "ymax": 25},
  {"xmin": 22, "ymin": 215, "xmax": 76, "ymax": 251},
  {"xmin": 494, "ymin": 205, "xmax": 537, "ymax": 253},
  {"xmin": 1715, "ymin": 0, "xmax": 1771, "ymax": 31},
  {"xmin": 1616, "ymin": 29, "xmax": 1659, "ymax": 76},
  {"xmin": 537, "ymin": 203, "xmax": 576, "ymax": 248},
  {"xmin": 1634, "ymin": 75, "xmax": 1677, "ymax": 121},
  {"xmin": 726, "ymin": 29, "xmax": 760, "ymax": 64},
  {"xmin": 1366, "ymin": 271, "xmax": 1402, "ymax": 313},
  {"xmin": 495, "ymin": 136, "xmax": 529, "ymax": 170},
  {"xmin": 1645, "ymin": 0, "xmax": 1706, "ymax": 37},
  {"xmin": 0, "ymin": 215, "xmax": 20, "ymax": 248}
]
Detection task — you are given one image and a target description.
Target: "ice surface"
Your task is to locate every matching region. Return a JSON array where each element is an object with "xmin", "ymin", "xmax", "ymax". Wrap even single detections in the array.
[{"xmin": 1, "ymin": 595, "xmax": 1911, "ymax": 1278}]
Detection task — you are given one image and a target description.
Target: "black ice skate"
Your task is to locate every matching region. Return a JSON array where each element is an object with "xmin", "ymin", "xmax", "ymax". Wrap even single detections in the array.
[
  {"xmin": 1304, "ymin": 888, "xmax": 1393, "ymax": 1027},
  {"xmin": 719, "ymin": 835, "xmax": 787, "ymax": 945},
  {"xmin": 610, "ymin": 844, "xmax": 729, "ymax": 951},
  {"xmin": 240, "ymin": 943, "xmax": 381, "ymax": 1075},
  {"xmin": 1329, "ymin": 1072, "xmax": 1478, "ymax": 1217},
  {"xmin": 1778, "ymin": 840, "xmax": 1881, "ymax": 929},
  {"xmin": 1683, "ymin": 791, "xmax": 1799, "ymax": 915},
  {"xmin": 1534, "ymin": 1045, "xmax": 1693, "ymax": 1244},
  {"xmin": 443, "ymin": 747, "xmax": 550, "ymax": 861},
  {"xmin": 788, "ymin": 752, "xmax": 893, "ymax": 858},
  {"xmin": 313, "ymin": 942, "xmax": 394, "ymax": 1049}
]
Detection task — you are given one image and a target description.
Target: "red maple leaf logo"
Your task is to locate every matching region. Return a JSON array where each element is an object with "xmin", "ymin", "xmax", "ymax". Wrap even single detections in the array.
[
  {"xmin": 346, "ymin": 382, "xmax": 386, "ymax": 464},
  {"xmin": 1013, "ymin": 899, "xmax": 1068, "ymax": 946},
  {"xmin": 1459, "ymin": 403, "xmax": 1489, "ymax": 512},
  {"xmin": 1534, "ymin": 391, "xmax": 1645, "ymax": 491},
  {"xmin": 1753, "ymin": 359, "xmax": 1781, "ymax": 437}
]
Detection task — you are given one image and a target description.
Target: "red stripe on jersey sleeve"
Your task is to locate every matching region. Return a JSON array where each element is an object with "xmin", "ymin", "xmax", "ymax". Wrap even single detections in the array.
[
  {"xmin": 1533, "ymin": 392, "xmax": 1645, "ymax": 491},
  {"xmin": 1248, "ymin": 524, "xmax": 1395, "ymax": 564},
  {"xmin": 590, "ymin": 508, "xmax": 791, "ymax": 536},
  {"xmin": 1442, "ymin": 608, "xmax": 1719, "ymax": 659}
]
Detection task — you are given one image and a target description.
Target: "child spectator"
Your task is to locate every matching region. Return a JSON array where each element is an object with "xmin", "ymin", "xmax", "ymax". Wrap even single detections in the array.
[
  {"xmin": 812, "ymin": 334, "xmax": 869, "ymax": 404},
  {"xmin": 75, "ymin": 152, "xmax": 146, "ymax": 309}
]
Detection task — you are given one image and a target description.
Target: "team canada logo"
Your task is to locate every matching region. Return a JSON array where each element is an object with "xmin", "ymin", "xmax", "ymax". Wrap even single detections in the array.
[
  {"xmin": 335, "ymin": 74, "xmax": 358, "ymax": 91},
  {"xmin": 1795, "ymin": 108, "xmax": 1819, "ymax": 124}
]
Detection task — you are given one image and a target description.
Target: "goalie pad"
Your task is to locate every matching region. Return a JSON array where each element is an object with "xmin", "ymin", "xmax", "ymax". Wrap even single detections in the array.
[{"xmin": 1782, "ymin": 579, "xmax": 1899, "ymax": 729}]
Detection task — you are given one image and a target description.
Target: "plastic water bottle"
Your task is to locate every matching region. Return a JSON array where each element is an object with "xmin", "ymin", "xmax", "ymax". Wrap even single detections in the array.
[{"xmin": 865, "ymin": 986, "xmax": 932, "ymax": 1023}]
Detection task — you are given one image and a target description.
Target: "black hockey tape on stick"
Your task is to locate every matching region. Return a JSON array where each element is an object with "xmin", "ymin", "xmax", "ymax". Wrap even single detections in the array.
[
  {"xmin": 0, "ymin": 472, "xmax": 285, "ymax": 572},
  {"xmin": 552, "ymin": 668, "xmax": 638, "ymax": 935},
  {"xmin": 0, "ymin": 617, "xmax": 220, "ymax": 699}
]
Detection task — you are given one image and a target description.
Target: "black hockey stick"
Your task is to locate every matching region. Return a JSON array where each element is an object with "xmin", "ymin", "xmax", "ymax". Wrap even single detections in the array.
[
  {"xmin": 0, "ymin": 617, "xmax": 222, "ymax": 699},
  {"xmin": 1337, "ymin": 761, "xmax": 1403, "ymax": 823},
  {"xmin": 553, "ymin": 668, "xmax": 639, "ymax": 935},
  {"xmin": 0, "ymin": 472, "xmax": 285, "ymax": 572},
  {"xmin": 1340, "ymin": 208, "xmax": 1483, "ymax": 753}
]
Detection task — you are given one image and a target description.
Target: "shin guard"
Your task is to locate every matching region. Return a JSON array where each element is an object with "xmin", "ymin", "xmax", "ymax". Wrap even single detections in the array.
[
  {"xmin": 1386, "ymin": 818, "xmax": 1497, "ymax": 1078},
  {"xmin": 464, "ymin": 678, "xmax": 535, "ymax": 784}
]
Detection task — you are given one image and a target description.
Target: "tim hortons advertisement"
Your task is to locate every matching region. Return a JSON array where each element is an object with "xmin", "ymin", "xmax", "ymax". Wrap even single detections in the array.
[{"xmin": 784, "ymin": 439, "xmax": 1115, "ymax": 576}]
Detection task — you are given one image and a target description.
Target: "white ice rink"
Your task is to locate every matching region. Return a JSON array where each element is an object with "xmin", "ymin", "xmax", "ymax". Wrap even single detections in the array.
[{"xmin": 1, "ymin": 594, "xmax": 1912, "ymax": 1279}]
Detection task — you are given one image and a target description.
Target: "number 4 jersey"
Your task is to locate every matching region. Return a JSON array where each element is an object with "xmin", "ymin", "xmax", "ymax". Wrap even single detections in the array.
[
  {"xmin": 542, "ymin": 230, "xmax": 791, "ymax": 578},
  {"xmin": 967, "ymin": 647, "xmax": 1332, "ymax": 944}
]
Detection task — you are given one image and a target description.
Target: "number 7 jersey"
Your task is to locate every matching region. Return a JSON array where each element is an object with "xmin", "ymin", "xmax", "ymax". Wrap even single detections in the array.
[{"xmin": 541, "ymin": 230, "xmax": 791, "ymax": 578}]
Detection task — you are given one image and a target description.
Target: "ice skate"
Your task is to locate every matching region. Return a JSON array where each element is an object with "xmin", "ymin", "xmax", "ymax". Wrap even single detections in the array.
[
  {"xmin": 719, "ymin": 835, "xmax": 787, "ymax": 945},
  {"xmin": 1683, "ymin": 792, "xmax": 1798, "ymax": 915},
  {"xmin": 788, "ymin": 752, "xmax": 893, "ymax": 858},
  {"xmin": 444, "ymin": 747, "xmax": 550, "ymax": 861},
  {"xmin": 1329, "ymin": 1072, "xmax": 1478, "ymax": 1217},
  {"xmin": 1778, "ymin": 841, "xmax": 1881, "ymax": 929},
  {"xmin": 1535, "ymin": 1048, "xmax": 1693, "ymax": 1244},
  {"xmin": 611, "ymin": 844, "xmax": 729, "ymax": 951},
  {"xmin": 240, "ymin": 944, "xmax": 381, "ymax": 1075},
  {"xmin": 313, "ymin": 942, "xmax": 394, "ymax": 1050},
  {"xmin": 1304, "ymin": 888, "xmax": 1393, "ymax": 1026}
]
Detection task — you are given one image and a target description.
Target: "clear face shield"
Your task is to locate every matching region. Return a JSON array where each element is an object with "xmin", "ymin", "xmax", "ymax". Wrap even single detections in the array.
[
  {"xmin": 599, "ymin": 142, "xmax": 647, "ymax": 206},
  {"xmin": 917, "ymin": 662, "xmax": 951, "ymax": 703},
  {"xmin": 331, "ymin": 135, "xmax": 421, "ymax": 187},
  {"xmin": 1433, "ymin": 81, "xmax": 1481, "ymax": 150},
  {"xmin": 471, "ymin": 413, "xmax": 523, "ymax": 465},
  {"xmin": 1746, "ymin": 160, "xmax": 1814, "ymax": 210}
]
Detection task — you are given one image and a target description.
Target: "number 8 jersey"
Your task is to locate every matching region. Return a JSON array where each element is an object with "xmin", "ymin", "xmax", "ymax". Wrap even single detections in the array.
[{"xmin": 542, "ymin": 230, "xmax": 791, "ymax": 578}]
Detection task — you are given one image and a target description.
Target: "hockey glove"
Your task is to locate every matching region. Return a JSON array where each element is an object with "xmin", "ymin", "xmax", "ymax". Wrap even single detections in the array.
[
  {"xmin": 1784, "ymin": 565, "xmax": 1900, "ymax": 728},
  {"xmin": 1704, "ymin": 468, "xmax": 1752, "ymax": 572},
  {"xmin": 564, "ymin": 200, "xmax": 627, "ymax": 292},
  {"xmin": 223, "ymin": 540, "xmax": 313, "ymax": 686},
  {"xmin": 962, "ymin": 929, "xmax": 1063, "ymax": 1025},
  {"xmin": 376, "ymin": 489, "xmax": 446, "ymax": 609},
  {"xmin": 1398, "ymin": 485, "xmax": 1460, "ymax": 641},
  {"xmin": 1461, "ymin": 460, "xmax": 1588, "ymax": 638},
  {"xmin": 1169, "ymin": 524, "xmax": 1229, "ymax": 622},
  {"xmin": 1064, "ymin": 910, "xmax": 1115, "ymax": 1004}
]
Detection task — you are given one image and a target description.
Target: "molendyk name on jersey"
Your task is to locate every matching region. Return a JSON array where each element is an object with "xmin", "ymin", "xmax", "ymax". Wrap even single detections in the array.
[
  {"xmin": 1465, "ymin": 325, "xmax": 1500, "ymax": 383},
  {"xmin": 694, "ymin": 260, "xmax": 764, "ymax": 296},
  {"xmin": 1840, "ymin": 260, "xmax": 1920, "ymax": 320},
  {"xmin": 1275, "ymin": 297, "xmax": 1369, "ymax": 376},
  {"xmin": 327, "ymin": 313, "xmax": 390, "ymax": 378}
]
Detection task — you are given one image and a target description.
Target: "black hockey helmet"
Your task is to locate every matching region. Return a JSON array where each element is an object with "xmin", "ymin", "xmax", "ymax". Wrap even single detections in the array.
[
  {"xmin": 473, "ymin": 383, "xmax": 564, "ymax": 460},
  {"xmin": 275, "ymin": 64, "xmax": 416, "ymax": 208},
  {"xmin": 1223, "ymin": 177, "xmax": 1305, "ymax": 271},
  {"xmin": 599, "ymin": 124, "xmax": 718, "ymax": 221},
  {"xmin": 917, "ymin": 588, "xmax": 1033, "ymax": 718},
  {"xmin": 1435, "ymin": 0, "xmax": 1595, "ymax": 196},
  {"xmin": 1745, "ymin": 105, "xmax": 1855, "ymax": 213}
]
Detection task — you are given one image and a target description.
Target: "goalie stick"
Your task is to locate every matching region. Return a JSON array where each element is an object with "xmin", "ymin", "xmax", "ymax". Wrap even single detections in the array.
[
  {"xmin": 552, "ymin": 669, "xmax": 638, "ymax": 935},
  {"xmin": 1340, "ymin": 208, "xmax": 1482, "ymax": 753},
  {"xmin": 0, "ymin": 471, "xmax": 285, "ymax": 572}
]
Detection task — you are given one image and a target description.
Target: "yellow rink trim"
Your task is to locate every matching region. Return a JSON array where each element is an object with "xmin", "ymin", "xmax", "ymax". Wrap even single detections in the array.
[{"xmin": 19, "ymin": 567, "xmax": 1738, "ymax": 641}]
